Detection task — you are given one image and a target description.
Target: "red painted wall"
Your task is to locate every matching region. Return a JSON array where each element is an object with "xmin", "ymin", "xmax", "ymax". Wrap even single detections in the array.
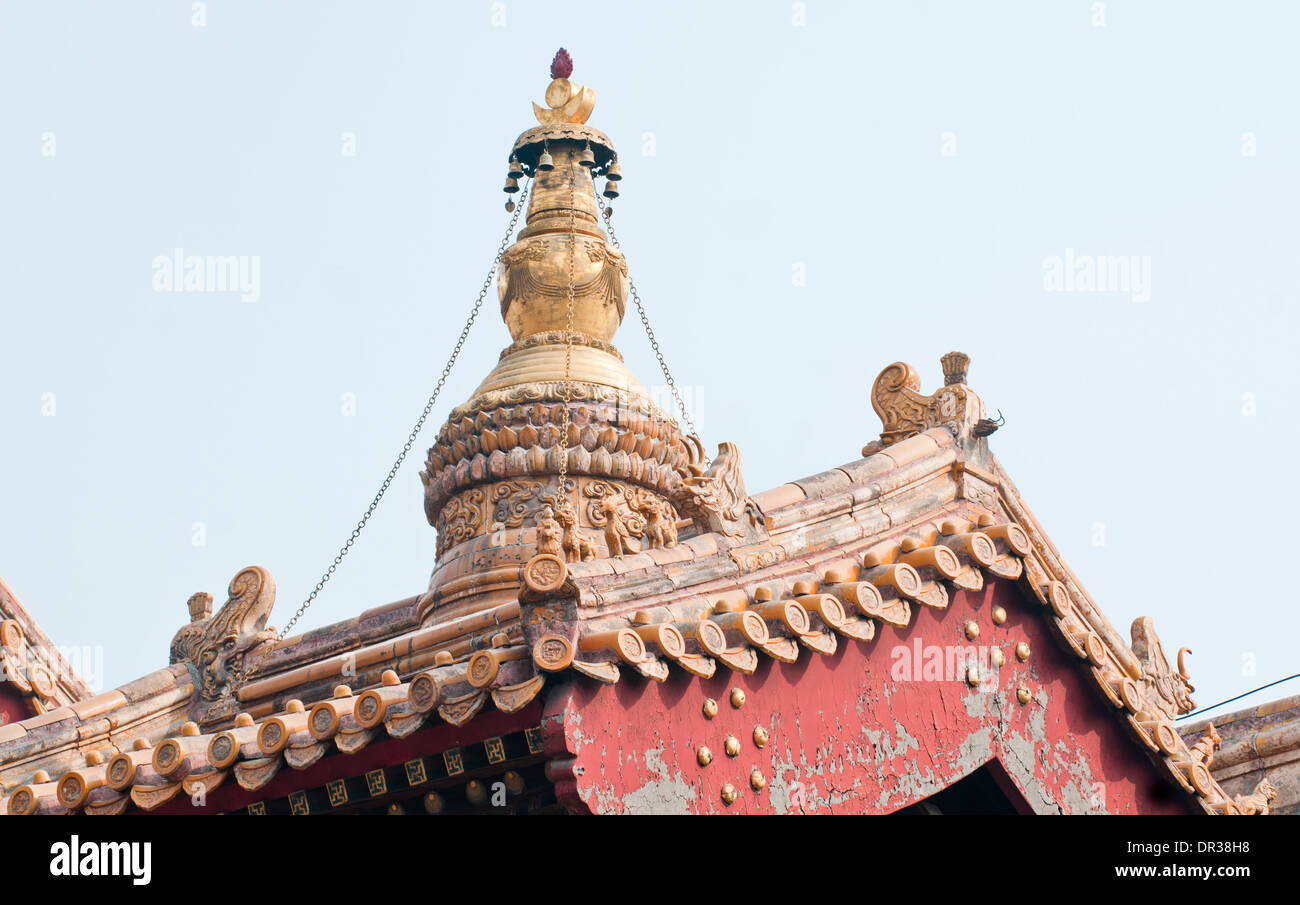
[
  {"xmin": 0, "ymin": 686, "xmax": 29, "ymax": 730},
  {"xmin": 544, "ymin": 579, "xmax": 1196, "ymax": 814}
]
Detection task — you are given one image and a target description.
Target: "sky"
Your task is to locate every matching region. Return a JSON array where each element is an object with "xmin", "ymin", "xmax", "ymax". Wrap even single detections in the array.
[{"xmin": 1, "ymin": 1, "xmax": 1296, "ymax": 725}]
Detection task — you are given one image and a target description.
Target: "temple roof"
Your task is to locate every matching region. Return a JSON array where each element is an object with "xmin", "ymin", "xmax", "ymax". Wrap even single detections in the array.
[
  {"xmin": 0, "ymin": 54, "xmax": 1261, "ymax": 816},
  {"xmin": 0, "ymin": 410, "xmax": 1249, "ymax": 814}
]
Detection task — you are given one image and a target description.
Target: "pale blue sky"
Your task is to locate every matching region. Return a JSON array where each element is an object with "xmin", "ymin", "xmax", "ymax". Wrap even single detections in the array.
[{"xmin": 1, "ymin": 1, "xmax": 1296, "ymax": 722}]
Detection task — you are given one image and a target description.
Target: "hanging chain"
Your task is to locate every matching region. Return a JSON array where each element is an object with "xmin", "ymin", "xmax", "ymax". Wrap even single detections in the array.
[
  {"xmin": 595, "ymin": 192, "xmax": 703, "ymax": 447},
  {"xmin": 556, "ymin": 162, "xmax": 578, "ymax": 503},
  {"xmin": 274, "ymin": 182, "xmax": 531, "ymax": 643}
]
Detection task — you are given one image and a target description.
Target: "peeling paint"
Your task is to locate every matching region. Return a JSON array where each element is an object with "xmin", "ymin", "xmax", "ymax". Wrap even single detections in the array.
[
  {"xmin": 621, "ymin": 777, "xmax": 696, "ymax": 814},
  {"xmin": 553, "ymin": 581, "xmax": 1196, "ymax": 815}
]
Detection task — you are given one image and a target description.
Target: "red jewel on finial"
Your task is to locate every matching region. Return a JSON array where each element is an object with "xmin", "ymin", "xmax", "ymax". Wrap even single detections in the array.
[{"xmin": 550, "ymin": 48, "xmax": 573, "ymax": 80}]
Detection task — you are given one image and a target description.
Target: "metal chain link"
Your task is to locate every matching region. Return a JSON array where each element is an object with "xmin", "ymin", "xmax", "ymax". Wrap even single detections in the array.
[
  {"xmin": 274, "ymin": 182, "xmax": 531, "ymax": 642},
  {"xmin": 595, "ymin": 192, "xmax": 703, "ymax": 447}
]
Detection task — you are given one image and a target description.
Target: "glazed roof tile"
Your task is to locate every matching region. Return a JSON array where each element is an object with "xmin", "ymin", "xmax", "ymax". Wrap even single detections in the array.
[
  {"xmin": 0, "ymin": 576, "xmax": 93, "ymax": 714},
  {"xmin": 1180, "ymin": 694, "xmax": 1300, "ymax": 814},
  {"xmin": 0, "ymin": 427, "xmax": 1240, "ymax": 814}
]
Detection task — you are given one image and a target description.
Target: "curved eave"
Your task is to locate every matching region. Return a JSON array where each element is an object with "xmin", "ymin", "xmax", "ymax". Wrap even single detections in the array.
[{"xmin": 1, "ymin": 429, "xmax": 1235, "ymax": 815}]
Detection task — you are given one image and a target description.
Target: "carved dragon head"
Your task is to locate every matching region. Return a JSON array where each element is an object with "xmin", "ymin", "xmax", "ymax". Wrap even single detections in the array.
[{"xmin": 170, "ymin": 566, "xmax": 277, "ymax": 702}]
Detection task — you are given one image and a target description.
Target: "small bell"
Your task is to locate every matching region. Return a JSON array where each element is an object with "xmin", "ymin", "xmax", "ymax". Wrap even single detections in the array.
[
  {"xmin": 578, "ymin": 143, "xmax": 596, "ymax": 168},
  {"xmin": 507, "ymin": 155, "xmax": 524, "ymax": 179},
  {"xmin": 602, "ymin": 179, "xmax": 619, "ymax": 199},
  {"xmin": 503, "ymin": 176, "xmax": 519, "ymax": 194},
  {"xmin": 505, "ymin": 200, "xmax": 516, "ymax": 212},
  {"xmin": 604, "ymin": 159, "xmax": 623, "ymax": 181},
  {"xmin": 537, "ymin": 148, "xmax": 554, "ymax": 171}
]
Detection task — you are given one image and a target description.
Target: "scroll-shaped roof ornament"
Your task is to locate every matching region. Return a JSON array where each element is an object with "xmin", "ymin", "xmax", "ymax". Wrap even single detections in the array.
[
  {"xmin": 1130, "ymin": 615, "xmax": 1195, "ymax": 720},
  {"xmin": 868, "ymin": 352, "xmax": 1002, "ymax": 454},
  {"xmin": 170, "ymin": 566, "xmax": 277, "ymax": 713}
]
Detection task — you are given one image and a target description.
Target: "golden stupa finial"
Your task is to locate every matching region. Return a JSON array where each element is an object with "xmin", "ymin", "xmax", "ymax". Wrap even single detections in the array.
[{"xmin": 533, "ymin": 48, "xmax": 596, "ymax": 125}]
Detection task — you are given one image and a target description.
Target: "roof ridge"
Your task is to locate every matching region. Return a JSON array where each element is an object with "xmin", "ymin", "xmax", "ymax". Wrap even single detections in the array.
[{"xmin": 0, "ymin": 576, "xmax": 95, "ymax": 711}]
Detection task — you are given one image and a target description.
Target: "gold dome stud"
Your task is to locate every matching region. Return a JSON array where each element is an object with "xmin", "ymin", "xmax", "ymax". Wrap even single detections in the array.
[
  {"xmin": 724, "ymin": 735, "xmax": 741, "ymax": 757},
  {"xmin": 1016, "ymin": 685, "xmax": 1032, "ymax": 705},
  {"xmin": 964, "ymin": 620, "xmax": 980, "ymax": 641},
  {"xmin": 730, "ymin": 688, "xmax": 746, "ymax": 709},
  {"xmin": 721, "ymin": 783, "xmax": 738, "ymax": 805},
  {"xmin": 965, "ymin": 665, "xmax": 981, "ymax": 687},
  {"xmin": 750, "ymin": 770, "xmax": 767, "ymax": 792},
  {"xmin": 991, "ymin": 648, "xmax": 1006, "ymax": 668},
  {"xmin": 1015, "ymin": 641, "xmax": 1031, "ymax": 662},
  {"xmin": 702, "ymin": 698, "xmax": 718, "ymax": 719},
  {"xmin": 697, "ymin": 746, "xmax": 713, "ymax": 766},
  {"xmin": 992, "ymin": 606, "xmax": 1007, "ymax": 625},
  {"xmin": 752, "ymin": 726, "xmax": 769, "ymax": 748}
]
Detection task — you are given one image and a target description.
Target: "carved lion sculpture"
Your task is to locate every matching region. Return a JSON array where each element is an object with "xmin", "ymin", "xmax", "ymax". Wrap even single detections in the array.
[
  {"xmin": 598, "ymin": 497, "xmax": 635, "ymax": 556},
  {"xmin": 626, "ymin": 488, "xmax": 677, "ymax": 550},
  {"xmin": 554, "ymin": 505, "xmax": 597, "ymax": 563},
  {"xmin": 1234, "ymin": 777, "xmax": 1277, "ymax": 816}
]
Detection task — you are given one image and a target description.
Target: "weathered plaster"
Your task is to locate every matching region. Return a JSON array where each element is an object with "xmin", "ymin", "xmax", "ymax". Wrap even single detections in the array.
[{"xmin": 548, "ymin": 580, "xmax": 1195, "ymax": 815}]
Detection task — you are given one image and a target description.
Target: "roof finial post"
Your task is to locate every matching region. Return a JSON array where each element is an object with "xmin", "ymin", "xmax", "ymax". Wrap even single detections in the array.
[
  {"xmin": 419, "ymin": 53, "xmax": 697, "ymax": 593},
  {"xmin": 941, "ymin": 351, "xmax": 971, "ymax": 386},
  {"xmin": 534, "ymin": 48, "xmax": 596, "ymax": 125}
]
